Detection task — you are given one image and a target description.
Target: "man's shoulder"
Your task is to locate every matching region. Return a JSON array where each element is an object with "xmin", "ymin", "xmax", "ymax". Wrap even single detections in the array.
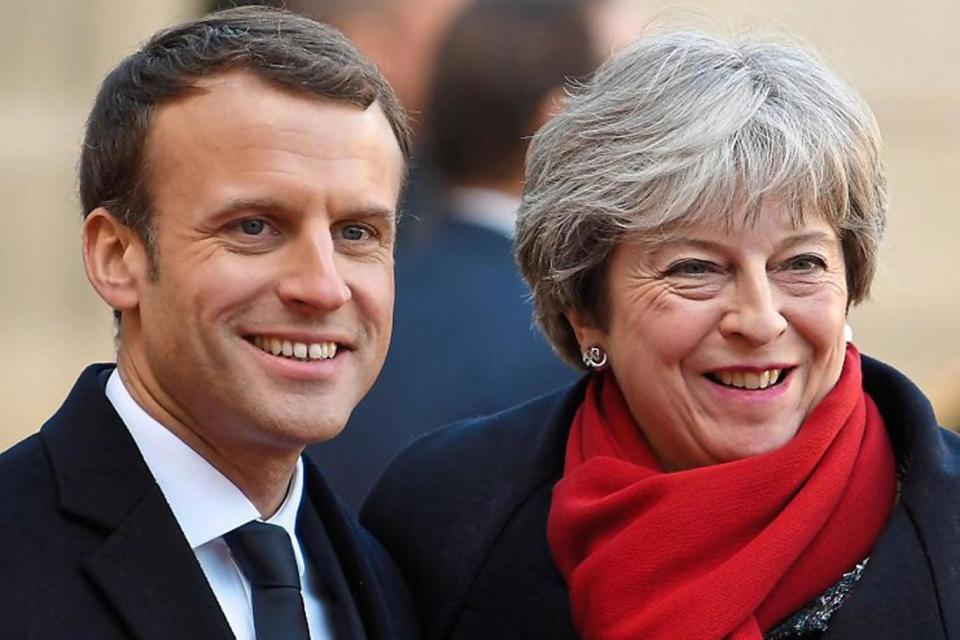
[
  {"xmin": 0, "ymin": 363, "xmax": 114, "ymax": 472},
  {"xmin": 0, "ymin": 430, "xmax": 46, "ymax": 469},
  {"xmin": 0, "ymin": 432, "xmax": 56, "ymax": 512}
]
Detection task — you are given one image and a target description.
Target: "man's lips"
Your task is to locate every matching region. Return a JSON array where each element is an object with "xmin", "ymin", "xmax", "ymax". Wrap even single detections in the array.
[{"xmin": 242, "ymin": 331, "xmax": 354, "ymax": 362}]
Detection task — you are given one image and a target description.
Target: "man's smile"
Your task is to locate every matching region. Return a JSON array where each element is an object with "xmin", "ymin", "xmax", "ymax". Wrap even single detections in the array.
[{"xmin": 249, "ymin": 335, "xmax": 339, "ymax": 361}]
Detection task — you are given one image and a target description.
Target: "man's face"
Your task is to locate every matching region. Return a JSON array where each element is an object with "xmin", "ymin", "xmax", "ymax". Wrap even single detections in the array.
[{"xmin": 121, "ymin": 71, "xmax": 403, "ymax": 456}]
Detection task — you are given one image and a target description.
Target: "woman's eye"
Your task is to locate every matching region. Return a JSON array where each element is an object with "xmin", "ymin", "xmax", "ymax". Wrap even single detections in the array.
[
  {"xmin": 239, "ymin": 218, "xmax": 267, "ymax": 235},
  {"xmin": 785, "ymin": 254, "xmax": 827, "ymax": 271},
  {"xmin": 666, "ymin": 260, "xmax": 718, "ymax": 277}
]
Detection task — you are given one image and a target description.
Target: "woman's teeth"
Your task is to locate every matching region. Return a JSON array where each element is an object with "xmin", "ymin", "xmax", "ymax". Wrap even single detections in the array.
[
  {"xmin": 713, "ymin": 368, "xmax": 782, "ymax": 390},
  {"xmin": 251, "ymin": 336, "xmax": 338, "ymax": 361}
]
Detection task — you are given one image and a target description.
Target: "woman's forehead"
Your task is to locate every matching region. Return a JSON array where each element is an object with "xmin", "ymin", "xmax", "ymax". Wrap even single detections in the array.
[{"xmin": 630, "ymin": 199, "xmax": 840, "ymax": 249}]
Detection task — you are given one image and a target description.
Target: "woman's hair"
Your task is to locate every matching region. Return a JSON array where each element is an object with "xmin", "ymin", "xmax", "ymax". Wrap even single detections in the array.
[{"xmin": 516, "ymin": 29, "xmax": 887, "ymax": 368}]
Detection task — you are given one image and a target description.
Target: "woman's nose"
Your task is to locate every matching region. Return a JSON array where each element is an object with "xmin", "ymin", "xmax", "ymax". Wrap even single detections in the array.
[
  {"xmin": 718, "ymin": 271, "xmax": 787, "ymax": 346},
  {"xmin": 276, "ymin": 233, "xmax": 351, "ymax": 311}
]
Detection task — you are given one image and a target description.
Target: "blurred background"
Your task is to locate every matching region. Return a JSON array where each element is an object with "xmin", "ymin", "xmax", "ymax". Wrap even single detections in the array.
[{"xmin": 2, "ymin": 0, "xmax": 958, "ymax": 451}]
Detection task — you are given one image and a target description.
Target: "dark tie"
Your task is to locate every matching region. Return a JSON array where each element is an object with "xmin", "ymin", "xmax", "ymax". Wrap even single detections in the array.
[{"xmin": 224, "ymin": 521, "xmax": 311, "ymax": 640}]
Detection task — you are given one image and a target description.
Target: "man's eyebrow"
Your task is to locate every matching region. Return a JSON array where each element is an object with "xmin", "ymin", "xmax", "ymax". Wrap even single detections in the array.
[
  {"xmin": 211, "ymin": 198, "xmax": 396, "ymax": 221},
  {"xmin": 212, "ymin": 197, "xmax": 291, "ymax": 218},
  {"xmin": 339, "ymin": 205, "xmax": 397, "ymax": 222}
]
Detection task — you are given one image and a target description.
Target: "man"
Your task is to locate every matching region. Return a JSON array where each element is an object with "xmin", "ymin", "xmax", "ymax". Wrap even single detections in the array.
[
  {"xmin": 0, "ymin": 7, "xmax": 416, "ymax": 639},
  {"xmin": 311, "ymin": 0, "xmax": 600, "ymax": 510}
]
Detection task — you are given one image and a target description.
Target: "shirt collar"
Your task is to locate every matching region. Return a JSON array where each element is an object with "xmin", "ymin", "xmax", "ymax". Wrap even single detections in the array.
[{"xmin": 104, "ymin": 368, "xmax": 304, "ymax": 552}]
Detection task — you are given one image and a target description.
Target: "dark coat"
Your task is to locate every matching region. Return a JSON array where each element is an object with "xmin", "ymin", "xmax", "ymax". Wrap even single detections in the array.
[
  {"xmin": 0, "ymin": 364, "xmax": 418, "ymax": 640},
  {"xmin": 309, "ymin": 214, "xmax": 577, "ymax": 511},
  {"xmin": 362, "ymin": 354, "xmax": 960, "ymax": 639}
]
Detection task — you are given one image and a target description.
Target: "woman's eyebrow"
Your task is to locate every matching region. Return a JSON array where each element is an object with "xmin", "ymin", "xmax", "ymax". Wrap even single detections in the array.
[
  {"xmin": 646, "ymin": 237, "xmax": 725, "ymax": 255},
  {"xmin": 778, "ymin": 231, "xmax": 835, "ymax": 251}
]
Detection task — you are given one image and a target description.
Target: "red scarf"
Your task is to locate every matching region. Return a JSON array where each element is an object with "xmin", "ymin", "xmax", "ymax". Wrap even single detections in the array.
[{"xmin": 548, "ymin": 345, "xmax": 896, "ymax": 640}]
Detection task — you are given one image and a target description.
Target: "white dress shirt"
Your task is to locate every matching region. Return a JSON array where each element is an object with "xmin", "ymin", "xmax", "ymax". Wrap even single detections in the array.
[{"xmin": 105, "ymin": 369, "xmax": 334, "ymax": 640}]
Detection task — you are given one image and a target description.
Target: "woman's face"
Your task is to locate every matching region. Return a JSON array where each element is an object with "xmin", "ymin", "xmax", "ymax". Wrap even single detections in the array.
[{"xmin": 569, "ymin": 200, "xmax": 849, "ymax": 470}]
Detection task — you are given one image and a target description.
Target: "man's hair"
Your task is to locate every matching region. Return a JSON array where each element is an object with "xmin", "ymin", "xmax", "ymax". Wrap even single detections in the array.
[
  {"xmin": 425, "ymin": 0, "xmax": 599, "ymax": 184},
  {"xmin": 79, "ymin": 5, "xmax": 411, "ymax": 267}
]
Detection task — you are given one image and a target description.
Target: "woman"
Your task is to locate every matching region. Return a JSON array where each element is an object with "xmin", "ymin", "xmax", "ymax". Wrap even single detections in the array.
[{"xmin": 362, "ymin": 30, "xmax": 960, "ymax": 639}]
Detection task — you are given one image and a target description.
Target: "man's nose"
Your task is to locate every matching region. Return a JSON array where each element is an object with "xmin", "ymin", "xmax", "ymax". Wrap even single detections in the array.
[
  {"xmin": 276, "ymin": 232, "xmax": 351, "ymax": 311},
  {"xmin": 718, "ymin": 269, "xmax": 787, "ymax": 346}
]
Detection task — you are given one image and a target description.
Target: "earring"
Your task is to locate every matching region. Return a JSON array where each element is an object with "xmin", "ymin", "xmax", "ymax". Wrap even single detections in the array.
[
  {"xmin": 581, "ymin": 346, "xmax": 608, "ymax": 369},
  {"xmin": 843, "ymin": 323, "xmax": 853, "ymax": 343}
]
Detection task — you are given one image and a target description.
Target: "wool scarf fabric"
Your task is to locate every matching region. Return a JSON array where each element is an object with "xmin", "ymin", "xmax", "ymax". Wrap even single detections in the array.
[{"xmin": 548, "ymin": 345, "xmax": 896, "ymax": 640}]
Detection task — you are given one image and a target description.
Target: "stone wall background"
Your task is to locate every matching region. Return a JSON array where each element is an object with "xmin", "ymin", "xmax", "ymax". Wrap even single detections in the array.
[{"xmin": 2, "ymin": 0, "xmax": 957, "ymax": 448}]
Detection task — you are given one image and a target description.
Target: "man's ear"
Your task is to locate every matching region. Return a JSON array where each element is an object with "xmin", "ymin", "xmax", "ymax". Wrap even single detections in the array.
[
  {"xmin": 82, "ymin": 207, "xmax": 149, "ymax": 313},
  {"xmin": 565, "ymin": 308, "xmax": 605, "ymax": 353}
]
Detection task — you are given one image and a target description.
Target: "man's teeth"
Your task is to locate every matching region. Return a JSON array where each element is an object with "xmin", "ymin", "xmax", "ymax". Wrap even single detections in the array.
[
  {"xmin": 252, "ymin": 336, "xmax": 338, "ymax": 361},
  {"xmin": 715, "ymin": 369, "xmax": 781, "ymax": 390}
]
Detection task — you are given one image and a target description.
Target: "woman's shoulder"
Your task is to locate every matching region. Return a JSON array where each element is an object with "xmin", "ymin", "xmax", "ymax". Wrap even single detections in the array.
[
  {"xmin": 368, "ymin": 377, "xmax": 588, "ymax": 503},
  {"xmin": 861, "ymin": 353, "xmax": 960, "ymax": 469},
  {"xmin": 360, "ymin": 378, "xmax": 586, "ymax": 637}
]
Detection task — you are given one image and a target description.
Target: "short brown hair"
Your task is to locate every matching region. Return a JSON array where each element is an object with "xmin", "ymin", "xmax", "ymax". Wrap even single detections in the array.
[{"xmin": 79, "ymin": 5, "xmax": 411, "ymax": 262}]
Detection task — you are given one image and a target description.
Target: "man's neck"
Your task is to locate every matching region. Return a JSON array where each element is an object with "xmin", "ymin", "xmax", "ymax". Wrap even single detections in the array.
[{"xmin": 114, "ymin": 353, "xmax": 299, "ymax": 518}]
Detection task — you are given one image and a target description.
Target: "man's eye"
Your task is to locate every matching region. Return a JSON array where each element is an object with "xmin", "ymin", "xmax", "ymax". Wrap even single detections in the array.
[
  {"xmin": 239, "ymin": 219, "xmax": 267, "ymax": 235},
  {"xmin": 340, "ymin": 224, "xmax": 371, "ymax": 241}
]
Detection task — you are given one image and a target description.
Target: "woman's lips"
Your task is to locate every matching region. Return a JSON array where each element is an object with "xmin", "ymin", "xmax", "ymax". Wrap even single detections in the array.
[{"xmin": 705, "ymin": 367, "xmax": 795, "ymax": 391}]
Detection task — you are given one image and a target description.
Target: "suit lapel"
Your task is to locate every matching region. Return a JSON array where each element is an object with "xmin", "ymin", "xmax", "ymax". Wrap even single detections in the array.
[
  {"xmin": 82, "ymin": 487, "xmax": 234, "ymax": 640},
  {"xmin": 301, "ymin": 459, "xmax": 408, "ymax": 640},
  {"xmin": 43, "ymin": 365, "xmax": 233, "ymax": 640},
  {"xmin": 298, "ymin": 492, "xmax": 366, "ymax": 639}
]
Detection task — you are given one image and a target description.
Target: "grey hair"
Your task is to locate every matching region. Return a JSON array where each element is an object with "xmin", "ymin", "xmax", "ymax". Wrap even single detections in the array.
[{"xmin": 515, "ymin": 29, "xmax": 887, "ymax": 368}]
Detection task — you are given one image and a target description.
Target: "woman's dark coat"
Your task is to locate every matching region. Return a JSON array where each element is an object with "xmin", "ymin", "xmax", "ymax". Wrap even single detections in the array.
[{"xmin": 361, "ymin": 355, "xmax": 960, "ymax": 639}]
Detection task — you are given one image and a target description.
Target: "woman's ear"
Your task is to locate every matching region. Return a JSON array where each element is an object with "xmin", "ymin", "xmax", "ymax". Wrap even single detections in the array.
[
  {"xmin": 565, "ymin": 309, "xmax": 605, "ymax": 353},
  {"xmin": 82, "ymin": 208, "xmax": 149, "ymax": 313}
]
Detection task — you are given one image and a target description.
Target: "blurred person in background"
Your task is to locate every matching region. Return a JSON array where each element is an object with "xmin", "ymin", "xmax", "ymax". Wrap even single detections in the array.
[
  {"xmin": 312, "ymin": 0, "xmax": 600, "ymax": 510},
  {"xmin": 0, "ymin": 7, "xmax": 417, "ymax": 639},
  {"xmin": 363, "ymin": 29, "xmax": 960, "ymax": 639}
]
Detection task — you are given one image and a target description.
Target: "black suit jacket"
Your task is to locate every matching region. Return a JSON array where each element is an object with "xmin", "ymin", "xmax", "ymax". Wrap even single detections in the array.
[
  {"xmin": 0, "ymin": 364, "xmax": 417, "ymax": 640},
  {"xmin": 310, "ymin": 214, "xmax": 577, "ymax": 511},
  {"xmin": 362, "ymin": 355, "xmax": 960, "ymax": 639}
]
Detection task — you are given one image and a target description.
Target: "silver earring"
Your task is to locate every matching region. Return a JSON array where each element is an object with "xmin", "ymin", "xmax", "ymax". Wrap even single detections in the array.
[
  {"xmin": 582, "ymin": 346, "xmax": 608, "ymax": 369},
  {"xmin": 843, "ymin": 323, "xmax": 853, "ymax": 343}
]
